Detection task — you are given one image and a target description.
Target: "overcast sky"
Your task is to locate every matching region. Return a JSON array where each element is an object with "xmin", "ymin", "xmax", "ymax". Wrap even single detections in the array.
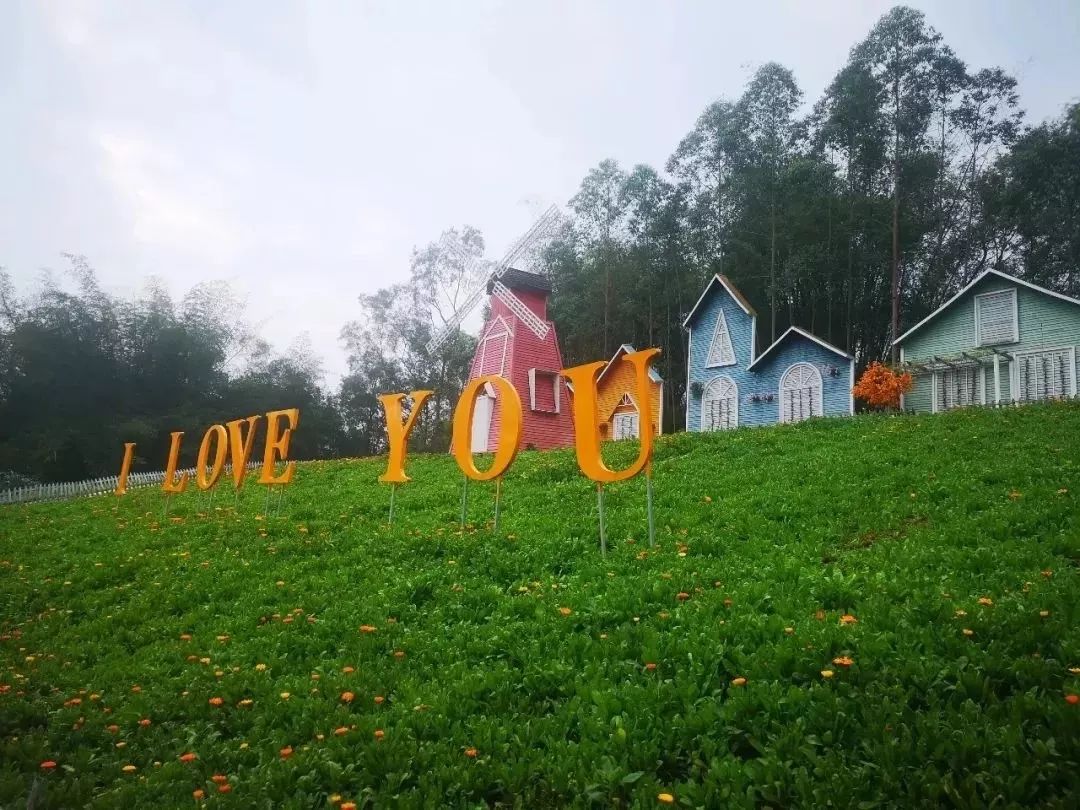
[{"xmin": 3, "ymin": 1, "xmax": 1078, "ymax": 380}]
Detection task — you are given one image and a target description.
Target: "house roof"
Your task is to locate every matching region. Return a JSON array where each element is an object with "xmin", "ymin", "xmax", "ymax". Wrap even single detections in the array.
[
  {"xmin": 565, "ymin": 343, "xmax": 663, "ymax": 393},
  {"xmin": 746, "ymin": 326, "xmax": 853, "ymax": 371},
  {"xmin": 596, "ymin": 343, "xmax": 664, "ymax": 385},
  {"xmin": 682, "ymin": 274, "xmax": 757, "ymax": 328},
  {"xmin": 893, "ymin": 269, "xmax": 1080, "ymax": 346},
  {"xmin": 490, "ymin": 268, "xmax": 551, "ymax": 295}
]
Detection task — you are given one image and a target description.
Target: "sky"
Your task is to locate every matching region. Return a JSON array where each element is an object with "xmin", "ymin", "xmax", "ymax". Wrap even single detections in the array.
[{"xmin": 2, "ymin": 0, "xmax": 1078, "ymax": 382}]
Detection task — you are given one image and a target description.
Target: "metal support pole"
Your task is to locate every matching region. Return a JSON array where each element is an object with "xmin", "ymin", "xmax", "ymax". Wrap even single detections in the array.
[
  {"xmin": 493, "ymin": 477, "xmax": 502, "ymax": 533},
  {"xmin": 597, "ymin": 483, "xmax": 607, "ymax": 558},
  {"xmin": 388, "ymin": 484, "xmax": 396, "ymax": 526},
  {"xmin": 646, "ymin": 469, "xmax": 656, "ymax": 548},
  {"xmin": 459, "ymin": 478, "xmax": 469, "ymax": 532},
  {"xmin": 263, "ymin": 485, "xmax": 271, "ymax": 517}
]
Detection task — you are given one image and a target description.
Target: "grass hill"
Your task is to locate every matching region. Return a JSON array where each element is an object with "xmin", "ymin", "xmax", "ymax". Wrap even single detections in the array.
[{"xmin": 2, "ymin": 404, "xmax": 1080, "ymax": 808}]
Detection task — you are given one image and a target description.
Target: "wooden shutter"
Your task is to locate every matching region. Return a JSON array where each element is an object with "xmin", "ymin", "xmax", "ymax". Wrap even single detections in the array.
[{"xmin": 976, "ymin": 290, "xmax": 1017, "ymax": 346}]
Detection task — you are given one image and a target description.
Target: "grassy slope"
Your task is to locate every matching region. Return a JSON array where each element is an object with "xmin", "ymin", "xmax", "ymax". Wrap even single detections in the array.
[{"xmin": 2, "ymin": 404, "xmax": 1080, "ymax": 808}]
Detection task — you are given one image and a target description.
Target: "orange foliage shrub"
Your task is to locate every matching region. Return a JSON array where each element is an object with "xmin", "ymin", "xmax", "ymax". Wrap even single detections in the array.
[{"xmin": 852, "ymin": 362, "xmax": 912, "ymax": 410}]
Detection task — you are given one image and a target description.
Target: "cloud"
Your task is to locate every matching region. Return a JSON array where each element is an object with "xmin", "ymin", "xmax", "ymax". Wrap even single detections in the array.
[{"xmin": 94, "ymin": 129, "xmax": 243, "ymax": 265}]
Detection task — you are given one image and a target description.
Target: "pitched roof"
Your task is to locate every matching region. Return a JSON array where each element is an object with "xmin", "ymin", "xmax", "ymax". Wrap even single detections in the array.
[
  {"xmin": 746, "ymin": 326, "xmax": 853, "ymax": 371},
  {"xmin": 595, "ymin": 343, "xmax": 663, "ymax": 385},
  {"xmin": 893, "ymin": 269, "xmax": 1080, "ymax": 346},
  {"xmin": 490, "ymin": 268, "xmax": 551, "ymax": 295},
  {"xmin": 682, "ymin": 274, "xmax": 757, "ymax": 328}
]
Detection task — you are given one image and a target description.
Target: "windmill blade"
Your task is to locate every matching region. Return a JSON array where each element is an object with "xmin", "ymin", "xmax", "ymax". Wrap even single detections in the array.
[
  {"xmin": 425, "ymin": 204, "xmax": 566, "ymax": 353},
  {"xmin": 491, "ymin": 281, "xmax": 550, "ymax": 340}
]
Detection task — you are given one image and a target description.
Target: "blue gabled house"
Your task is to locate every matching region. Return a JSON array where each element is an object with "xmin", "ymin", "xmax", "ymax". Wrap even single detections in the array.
[{"xmin": 683, "ymin": 275, "xmax": 854, "ymax": 430}]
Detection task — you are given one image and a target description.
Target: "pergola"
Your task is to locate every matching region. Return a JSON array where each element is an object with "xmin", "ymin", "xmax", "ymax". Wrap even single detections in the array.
[{"xmin": 898, "ymin": 346, "xmax": 1014, "ymax": 406}]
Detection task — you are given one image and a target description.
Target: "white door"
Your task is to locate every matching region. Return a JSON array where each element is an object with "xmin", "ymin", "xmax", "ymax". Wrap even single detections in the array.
[
  {"xmin": 780, "ymin": 363, "xmax": 823, "ymax": 423},
  {"xmin": 612, "ymin": 411, "xmax": 639, "ymax": 440},
  {"xmin": 471, "ymin": 394, "xmax": 494, "ymax": 452},
  {"xmin": 701, "ymin": 376, "xmax": 738, "ymax": 430}
]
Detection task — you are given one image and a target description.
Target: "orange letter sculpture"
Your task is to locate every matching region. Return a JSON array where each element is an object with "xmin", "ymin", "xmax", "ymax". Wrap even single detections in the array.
[
  {"xmin": 378, "ymin": 391, "xmax": 434, "ymax": 483},
  {"xmin": 114, "ymin": 442, "xmax": 136, "ymax": 495},
  {"xmin": 561, "ymin": 347, "xmax": 661, "ymax": 483},
  {"xmin": 162, "ymin": 432, "xmax": 189, "ymax": 493},
  {"xmin": 225, "ymin": 415, "xmax": 261, "ymax": 488},
  {"xmin": 451, "ymin": 376, "xmax": 522, "ymax": 481},
  {"xmin": 195, "ymin": 424, "xmax": 228, "ymax": 490},
  {"xmin": 259, "ymin": 408, "xmax": 300, "ymax": 485}
]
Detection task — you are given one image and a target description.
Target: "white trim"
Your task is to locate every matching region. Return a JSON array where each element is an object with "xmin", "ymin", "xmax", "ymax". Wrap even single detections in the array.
[
  {"xmin": 1010, "ymin": 345, "xmax": 1077, "ymax": 401},
  {"xmin": 894, "ymin": 269, "xmax": 1080, "ymax": 346},
  {"xmin": 750, "ymin": 317, "xmax": 757, "ymax": 364},
  {"xmin": 683, "ymin": 274, "xmax": 753, "ymax": 327},
  {"xmin": 596, "ymin": 343, "xmax": 664, "ymax": 387},
  {"xmin": 931, "ymin": 371, "xmax": 939, "ymax": 414},
  {"xmin": 899, "ymin": 347, "xmax": 906, "ymax": 410},
  {"xmin": 747, "ymin": 326, "xmax": 853, "ymax": 371},
  {"xmin": 705, "ymin": 309, "xmax": 736, "ymax": 368},
  {"xmin": 992, "ymin": 354, "xmax": 1001, "ymax": 403},
  {"xmin": 778, "ymin": 362, "xmax": 823, "ymax": 423},
  {"xmin": 527, "ymin": 368, "xmax": 561, "ymax": 413},
  {"xmin": 657, "ymin": 382, "xmax": 664, "ymax": 435},
  {"xmin": 849, "ymin": 360, "xmax": 855, "ymax": 415},
  {"xmin": 974, "ymin": 288, "xmax": 1019, "ymax": 346},
  {"xmin": 700, "ymin": 375, "xmax": 738, "ymax": 431}
]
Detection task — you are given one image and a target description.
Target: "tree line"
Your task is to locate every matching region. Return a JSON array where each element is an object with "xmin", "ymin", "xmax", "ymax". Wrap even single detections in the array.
[{"xmin": 2, "ymin": 6, "xmax": 1077, "ymax": 482}]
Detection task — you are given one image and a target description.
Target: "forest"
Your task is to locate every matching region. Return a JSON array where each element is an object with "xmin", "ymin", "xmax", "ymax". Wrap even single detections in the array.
[{"xmin": 2, "ymin": 6, "xmax": 1078, "ymax": 483}]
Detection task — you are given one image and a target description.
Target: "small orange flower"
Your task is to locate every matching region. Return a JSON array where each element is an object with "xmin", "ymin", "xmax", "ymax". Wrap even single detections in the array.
[
  {"xmin": 658, "ymin": 793, "xmax": 675, "ymax": 804},
  {"xmin": 280, "ymin": 746, "xmax": 293, "ymax": 759},
  {"xmin": 558, "ymin": 607, "xmax": 572, "ymax": 617},
  {"xmin": 40, "ymin": 760, "xmax": 57, "ymax": 770},
  {"xmin": 814, "ymin": 609, "xmax": 826, "ymax": 621},
  {"xmin": 730, "ymin": 677, "xmax": 747, "ymax": 687},
  {"xmin": 374, "ymin": 729, "xmax": 385, "ymax": 740},
  {"xmin": 208, "ymin": 697, "xmax": 224, "ymax": 707},
  {"xmin": 839, "ymin": 614, "xmax": 857, "ymax": 625},
  {"xmin": 359, "ymin": 625, "xmax": 377, "ymax": 634},
  {"xmin": 218, "ymin": 784, "xmax": 232, "ymax": 794},
  {"xmin": 121, "ymin": 764, "xmax": 137, "ymax": 773},
  {"xmin": 342, "ymin": 666, "xmax": 355, "ymax": 674},
  {"xmin": 179, "ymin": 633, "xmax": 192, "ymax": 641},
  {"xmin": 138, "ymin": 717, "xmax": 151, "ymax": 727},
  {"xmin": 334, "ymin": 726, "xmax": 349, "ymax": 736},
  {"xmin": 107, "ymin": 724, "xmax": 120, "ymax": 734},
  {"xmin": 644, "ymin": 662, "xmax": 657, "ymax": 672},
  {"xmin": 374, "ymin": 695, "xmax": 385, "ymax": 705},
  {"xmin": 832, "ymin": 656, "xmax": 854, "ymax": 668},
  {"xmin": 179, "ymin": 752, "xmax": 197, "ymax": 763},
  {"xmin": 211, "ymin": 774, "xmax": 228, "ymax": 785},
  {"xmin": 193, "ymin": 789, "xmax": 205, "ymax": 800},
  {"xmin": 393, "ymin": 650, "xmax": 406, "ymax": 660},
  {"xmin": 341, "ymin": 803, "xmax": 357, "ymax": 810},
  {"xmin": 340, "ymin": 691, "xmax": 355, "ymax": 704},
  {"xmin": 131, "ymin": 685, "xmax": 141, "ymax": 693},
  {"xmin": 465, "ymin": 747, "xmax": 478, "ymax": 758},
  {"xmin": 238, "ymin": 698, "xmax": 254, "ymax": 708},
  {"xmin": 978, "ymin": 597, "xmax": 993, "ymax": 606},
  {"xmin": 1066, "ymin": 694, "xmax": 1079, "ymax": 705},
  {"xmin": 676, "ymin": 592, "xmax": 690, "ymax": 602}
]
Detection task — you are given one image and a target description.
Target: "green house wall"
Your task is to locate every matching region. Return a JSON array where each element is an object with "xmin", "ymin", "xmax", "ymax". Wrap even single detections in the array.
[{"xmin": 898, "ymin": 275, "xmax": 1080, "ymax": 413}]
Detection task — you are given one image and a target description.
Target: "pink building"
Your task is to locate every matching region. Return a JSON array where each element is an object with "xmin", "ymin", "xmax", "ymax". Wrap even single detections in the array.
[{"xmin": 466, "ymin": 269, "xmax": 575, "ymax": 452}]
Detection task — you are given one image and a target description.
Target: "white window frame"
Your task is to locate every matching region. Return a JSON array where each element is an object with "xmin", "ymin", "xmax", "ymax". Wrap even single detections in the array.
[
  {"xmin": 700, "ymin": 375, "xmax": 738, "ymax": 431},
  {"xmin": 779, "ymin": 362, "xmax": 823, "ymax": 423},
  {"xmin": 705, "ymin": 309, "xmax": 736, "ymax": 368},
  {"xmin": 974, "ymin": 289, "xmax": 1019, "ymax": 347},
  {"xmin": 475, "ymin": 316, "xmax": 511, "ymax": 377},
  {"xmin": 1010, "ymin": 346, "xmax": 1077, "ymax": 402},
  {"xmin": 612, "ymin": 408, "xmax": 640, "ymax": 440},
  {"xmin": 931, "ymin": 365, "xmax": 984, "ymax": 413},
  {"xmin": 527, "ymin": 368, "xmax": 560, "ymax": 413}
]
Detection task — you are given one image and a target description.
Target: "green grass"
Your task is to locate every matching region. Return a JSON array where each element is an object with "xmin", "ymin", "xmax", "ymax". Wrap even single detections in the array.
[{"xmin": 3, "ymin": 403, "xmax": 1080, "ymax": 808}]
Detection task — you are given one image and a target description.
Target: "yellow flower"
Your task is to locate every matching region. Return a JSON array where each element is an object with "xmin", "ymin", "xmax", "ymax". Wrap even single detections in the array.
[
  {"xmin": 558, "ymin": 607, "xmax": 572, "ymax": 617},
  {"xmin": 255, "ymin": 663, "xmax": 267, "ymax": 671},
  {"xmin": 658, "ymin": 793, "xmax": 675, "ymax": 804},
  {"xmin": 280, "ymin": 692, "xmax": 291, "ymax": 700},
  {"xmin": 978, "ymin": 597, "xmax": 993, "ymax": 606},
  {"xmin": 121, "ymin": 764, "xmax": 137, "ymax": 773},
  {"xmin": 821, "ymin": 670, "xmax": 834, "ymax": 679},
  {"xmin": 962, "ymin": 628, "xmax": 974, "ymax": 637},
  {"xmin": 730, "ymin": 677, "xmax": 747, "ymax": 687}
]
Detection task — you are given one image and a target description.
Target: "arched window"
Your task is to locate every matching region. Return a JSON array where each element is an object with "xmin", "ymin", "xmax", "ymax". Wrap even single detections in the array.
[
  {"xmin": 701, "ymin": 376, "xmax": 738, "ymax": 431},
  {"xmin": 780, "ymin": 362, "xmax": 823, "ymax": 423}
]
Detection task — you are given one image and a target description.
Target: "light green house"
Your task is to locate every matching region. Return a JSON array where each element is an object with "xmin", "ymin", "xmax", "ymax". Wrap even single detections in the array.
[{"xmin": 895, "ymin": 270, "xmax": 1080, "ymax": 413}]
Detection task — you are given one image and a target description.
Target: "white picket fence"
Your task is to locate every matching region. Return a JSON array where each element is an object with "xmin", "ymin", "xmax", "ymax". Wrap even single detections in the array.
[{"xmin": 0, "ymin": 462, "xmax": 260, "ymax": 506}]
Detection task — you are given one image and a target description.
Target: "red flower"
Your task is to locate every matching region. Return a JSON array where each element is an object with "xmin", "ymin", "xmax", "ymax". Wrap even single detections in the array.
[{"xmin": 40, "ymin": 760, "xmax": 57, "ymax": 770}]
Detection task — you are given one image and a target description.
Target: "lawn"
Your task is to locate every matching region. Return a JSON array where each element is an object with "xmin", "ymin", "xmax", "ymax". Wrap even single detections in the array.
[{"xmin": 2, "ymin": 403, "xmax": 1080, "ymax": 808}]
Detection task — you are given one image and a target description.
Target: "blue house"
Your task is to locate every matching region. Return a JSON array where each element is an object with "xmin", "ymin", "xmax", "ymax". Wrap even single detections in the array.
[{"xmin": 684, "ymin": 275, "xmax": 854, "ymax": 430}]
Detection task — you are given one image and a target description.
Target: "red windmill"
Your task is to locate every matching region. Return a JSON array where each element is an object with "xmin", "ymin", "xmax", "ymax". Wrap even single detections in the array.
[
  {"xmin": 466, "ymin": 269, "xmax": 574, "ymax": 451},
  {"xmin": 426, "ymin": 206, "xmax": 575, "ymax": 453}
]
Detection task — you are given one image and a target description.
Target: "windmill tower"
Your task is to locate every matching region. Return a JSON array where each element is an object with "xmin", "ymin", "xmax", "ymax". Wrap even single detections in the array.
[{"xmin": 427, "ymin": 206, "xmax": 575, "ymax": 453}]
